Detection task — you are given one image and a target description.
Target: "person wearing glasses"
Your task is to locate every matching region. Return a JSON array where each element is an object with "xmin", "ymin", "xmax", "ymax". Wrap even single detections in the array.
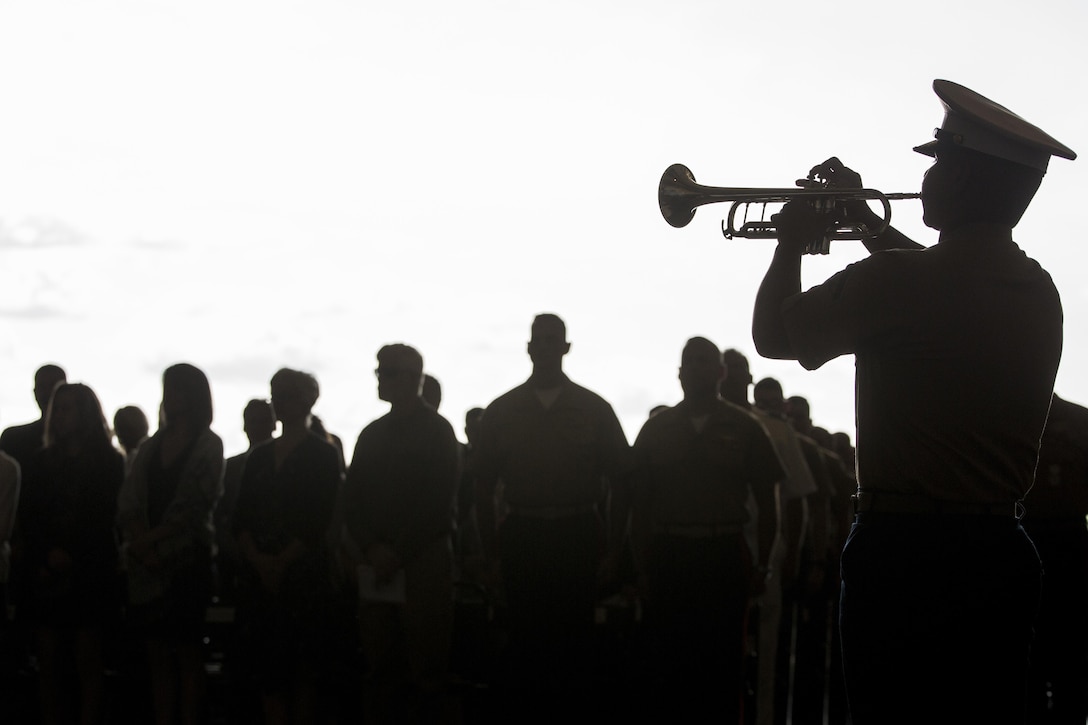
[{"xmin": 343, "ymin": 344, "xmax": 461, "ymax": 723}]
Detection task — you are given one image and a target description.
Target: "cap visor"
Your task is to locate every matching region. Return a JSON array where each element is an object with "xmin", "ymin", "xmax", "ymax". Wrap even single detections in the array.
[{"xmin": 913, "ymin": 140, "xmax": 939, "ymax": 157}]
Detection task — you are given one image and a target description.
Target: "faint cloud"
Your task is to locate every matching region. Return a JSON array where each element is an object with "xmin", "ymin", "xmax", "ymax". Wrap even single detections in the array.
[
  {"xmin": 204, "ymin": 356, "xmax": 278, "ymax": 384},
  {"xmin": 0, "ymin": 304, "xmax": 69, "ymax": 320},
  {"xmin": 0, "ymin": 217, "xmax": 91, "ymax": 249}
]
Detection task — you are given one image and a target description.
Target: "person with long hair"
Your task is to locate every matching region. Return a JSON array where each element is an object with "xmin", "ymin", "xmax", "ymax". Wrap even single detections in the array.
[
  {"xmin": 20, "ymin": 382, "xmax": 124, "ymax": 725},
  {"xmin": 117, "ymin": 363, "xmax": 223, "ymax": 725}
]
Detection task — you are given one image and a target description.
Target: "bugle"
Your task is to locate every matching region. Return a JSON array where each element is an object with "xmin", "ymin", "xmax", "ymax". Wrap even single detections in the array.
[{"xmin": 658, "ymin": 163, "xmax": 920, "ymax": 240}]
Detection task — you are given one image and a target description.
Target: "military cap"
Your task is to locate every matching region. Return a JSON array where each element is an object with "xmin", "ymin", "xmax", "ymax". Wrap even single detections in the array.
[{"xmin": 913, "ymin": 79, "xmax": 1076, "ymax": 172}]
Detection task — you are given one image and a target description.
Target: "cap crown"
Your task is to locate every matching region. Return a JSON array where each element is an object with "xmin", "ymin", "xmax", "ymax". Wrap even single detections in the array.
[{"xmin": 914, "ymin": 79, "xmax": 1075, "ymax": 171}]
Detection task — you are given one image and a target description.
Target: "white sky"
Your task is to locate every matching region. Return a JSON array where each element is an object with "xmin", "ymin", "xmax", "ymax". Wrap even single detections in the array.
[{"xmin": 2, "ymin": 0, "xmax": 1086, "ymax": 459}]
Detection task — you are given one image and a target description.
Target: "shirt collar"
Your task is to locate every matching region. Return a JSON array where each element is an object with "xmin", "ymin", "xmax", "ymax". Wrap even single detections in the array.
[{"xmin": 938, "ymin": 222, "xmax": 1014, "ymax": 247}]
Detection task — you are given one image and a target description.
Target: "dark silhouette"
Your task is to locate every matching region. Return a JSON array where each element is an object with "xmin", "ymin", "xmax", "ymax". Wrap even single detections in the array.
[
  {"xmin": 0, "ymin": 448, "xmax": 17, "ymax": 637},
  {"xmin": 422, "ymin": 373, "xmax": 442, "ymax": 411},
  {"xmin": 113, "ymin": 405, "xmax": 150, "ymax": 471},
  {"xmin": 1022, "ymin": 394, "xmax": 1088, "ymax": 725},
  {"xmin": 474, "ymin": 313, "xmax": 630, "ymax": 719},
  {"xmin": 647, "ymin": 404, "xmax": 670, "ymax": 418},
  {"xmin": 20, "ymin": 383, "xmax": 124, "ymax": 725},
  {"xmin": 752, "ymin": 79, "xmax": 1074, "ymax": 724},
  {"xmin": 0, "ymin": 364, "xmax": 68, "ymax": 471},
  {"xmin": 723, "ymin": 359, "xmax": 818, "ymax": 725},
  {"xmin": 216, "ymin": 399, "xmax": 275, "ymax": 604},
  {"xmin": 782, "ymin": 397, "xmax": 840, "ymax": 725},
  {"xmin": 308, "ymin": 415, "xmax": 346, "ymax": 473},
  {"xmin": 805, "ymin": 423, "xmax": 852, "ymax": 725},
  {"xmin": 1, "ymin": 364, "xmax": 68, "ymax": 701},
  {"xmin": 117, "ymin": 363, "xmax": 224, "ymax": 725},
  {"xmin": 343, "ymin": 344, "xmax": 460, "ymax": 723},
  {"xmin": 455, "ymin": 407, "xmax": 485, "ymax": 579},
  {"xmin": 753, "ymin": 378, "xmax": 819, "ymax": 725},
  {"xmin": 630, "ymin": 337, "xmax": 782, "ymax": 724},
  {"xmin": 233, "ymin": 369, "xmax": 341, "ymax": 724}
]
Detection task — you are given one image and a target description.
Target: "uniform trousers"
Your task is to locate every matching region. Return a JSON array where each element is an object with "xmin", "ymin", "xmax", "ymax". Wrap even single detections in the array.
[
  {"xmin": 489, "ymin": 509, "xmax": 603, "ymax": 725},
  {"xmin": 840, "ymin": 512, "xmax": 1042, "ymax": 725},
  {"xmin": 497, "ymin": 511, "xmax": 601, "ymax": 684},
  {"xmin": 644, "ymin": 531, "xmax": 752, "ymax": 725}
]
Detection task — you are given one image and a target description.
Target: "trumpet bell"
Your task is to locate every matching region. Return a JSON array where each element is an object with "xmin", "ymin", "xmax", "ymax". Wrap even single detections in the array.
[{"xmin": 659, "ymin": 163, "xmax": 700, "ymax": 228}]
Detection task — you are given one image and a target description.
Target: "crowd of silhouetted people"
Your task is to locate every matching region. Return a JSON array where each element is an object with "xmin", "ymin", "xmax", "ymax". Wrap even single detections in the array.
[{"xmin": 0, "ymin": 314, "xmax": 1085, "ymax": 725}]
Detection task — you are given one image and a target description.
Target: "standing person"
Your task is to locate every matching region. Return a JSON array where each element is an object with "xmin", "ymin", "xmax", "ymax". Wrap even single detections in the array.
[
  {"xmin": 118, "ymin": 363, "xmax": 224, "ymax": 725},
  {"xmin": 630, "ymin": 337, "xmax": 782, "ymax": 724},
  {"xmin": 20, "ymin": 383, "xmax": 124, "ymax": 725},
  {"xmin": 752, "ymin": 79, "xmax": 1074, "ymax": 725},
  {"xmin": 751, "ymin": 378, "xmax": 821, "ymax": 725},
  {"xmin": 1022, "ymin": 394, "xmax": 1088, "ymax": 725},
  {"xmin": 216, "ymin": 399, "xmax": 276, "ymax": 604},
  {"xmin": 783, "ymin": 396, "xmax": 840, "ymax": 725},
  {"xmin": 2, "ymin": 364, "xmax": 67, "ymax": 673},
  {"xmin": 114, "ymin": 406, "xmax": 151, "ymax": 474},
  {"xmin": 474, "ymin": 313, "xmax": 630, "ymax": 716},
  {"xmin": 720, "ymin": 353, "xmax": 817, "ymax": 725},
  {"xmin": 455, "ymin": 407, "xmax": 485, "ymax": 578},
  {"xmin": 343, "ymin": 344, "xmax": 460, "ymax": 724},
  {"xmin": 422, "ymin": 373, "xmax": 442, "ymax": 411},
  {"xmin": 0, "ymin": 364, "xmax": 67, "ymax": 470},
  {"xmin": 233, "ymin": 369, "xmax": 341, "ymax": 724}
]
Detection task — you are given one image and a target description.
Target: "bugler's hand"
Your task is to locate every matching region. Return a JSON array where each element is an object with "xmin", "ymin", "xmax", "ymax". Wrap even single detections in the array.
[
  {"xmin": 772, "ymin": 201, "xmax": 832, "ymax": 255},
  {"xmin": 808, "ymin": 157, "xmax": 878, "ymax": 228},
  {"xmin": 808, "ymin": 157, "xmax": 863, "ymax": 189}
]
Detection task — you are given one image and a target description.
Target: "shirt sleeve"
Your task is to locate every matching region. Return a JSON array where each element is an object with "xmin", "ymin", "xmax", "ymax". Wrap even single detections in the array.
[{"xmin": 782, "ymin": 251, "xmax": 909, "ymax": 370}]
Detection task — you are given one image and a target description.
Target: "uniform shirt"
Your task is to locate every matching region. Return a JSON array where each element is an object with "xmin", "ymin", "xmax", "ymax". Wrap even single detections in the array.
[
  {"xmin": 632, "ymin": 400, "xmax": 784, "ymax": 527},
  {"xmin": 782, "ymin": 224, "xmax": 1062, "ymax": 503},
  {"xmin": 477, "ymin": 375, "xmax": 629, "ymax": 509},
  {"xmin": 752, "ymin": 409, "xmax": 817, "ymax": 503}
]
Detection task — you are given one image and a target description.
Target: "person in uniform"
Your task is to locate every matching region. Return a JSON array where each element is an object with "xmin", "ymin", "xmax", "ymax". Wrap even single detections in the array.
[
  {"xmin": 631, "ymin": 337, "xmax": 782, "ymax": 724},
  {"xmin": 474, "ymin": 313, "xmax": 629, "ymax": 716},
  {"xmin": 751, "ymin": 79, "xmax": 1075, "ymax": 725},
  {"xmin": 720, "ymin": 352, "xmax": 817, "ymax": 725}
]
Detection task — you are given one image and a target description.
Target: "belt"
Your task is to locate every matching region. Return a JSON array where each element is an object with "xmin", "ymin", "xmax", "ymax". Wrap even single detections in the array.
[
  {"xmin": 852, "ymin": 490, "xmax": 1024, "ymax": 519},
  {"xmin": 655, "ymin": 522, "xmax": 744, "ymax": 538},
  {"xmin": 506, "ymin": 503, "xmax": 597, "ymax": 520}
]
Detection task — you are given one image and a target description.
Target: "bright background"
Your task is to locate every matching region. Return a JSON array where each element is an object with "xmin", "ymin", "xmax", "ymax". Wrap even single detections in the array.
[{"xmin": 2, "ymin": 0, "xmax": 1085, "ymax": 460}]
